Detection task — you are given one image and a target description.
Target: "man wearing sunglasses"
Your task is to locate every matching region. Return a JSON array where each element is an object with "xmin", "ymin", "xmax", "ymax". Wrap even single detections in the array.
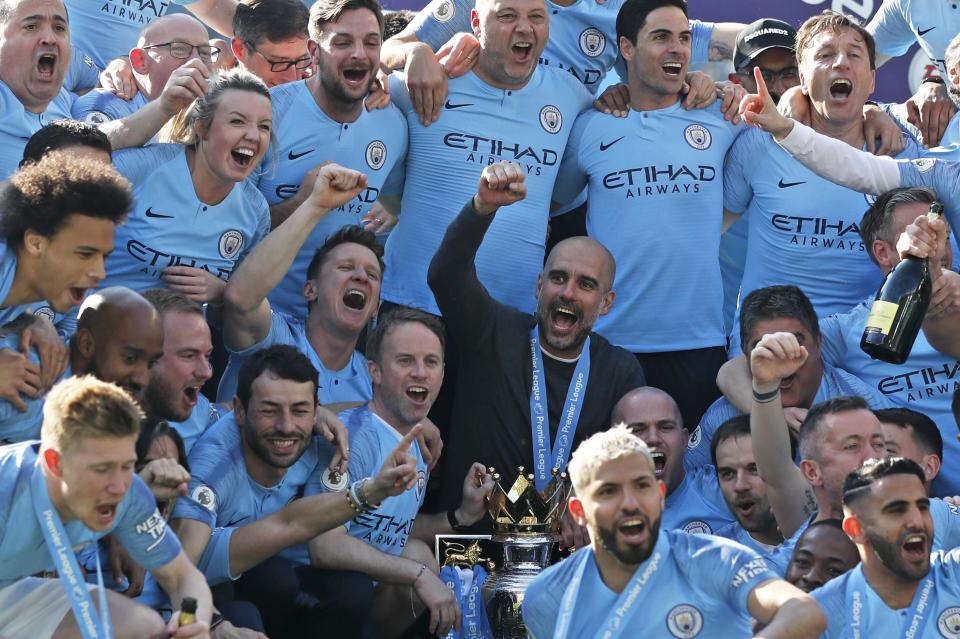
[
  {"xmin": 231, "ymin": 0, "xmax": 313, "ymax": 88},
  {"xmin": 72, "ymin": 13, "xmax": 214, "ymax": 126}
]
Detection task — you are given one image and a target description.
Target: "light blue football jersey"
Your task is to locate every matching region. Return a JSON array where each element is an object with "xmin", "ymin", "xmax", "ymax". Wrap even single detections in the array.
[
  {"xmin": 867, "ymin": 0, "xmax": 960, "ymax": 82},
  {"xmin": 554, "ymin": 101, "xmax": 743, "ymax": 352},
  {"xmin": 0, "ymin": 441, "xmax": 181, "ymax": 588},
  {"xmin": 662, "ymin": 465, "xmax": 737, "ymax": 535},
  {"xmin": 168, "ymin": 394, "xmax": 224, "ymax": 455},
  {"xmin": 216, "ymin": 311, "xmax": 372, "ymax": 404},
  {"xmin": 523, "ymin": 529, "xmax": 778, "ymax": 639},
  {"xmin": 172, "ymin": 412, "xmax": 337, "ymax": 583},
  {"xmin": 687, "ymin": 362, "xmax": 894, "ymax": 471},
  {"xmin": 337, "ymin": 405, "xmax": 428, "ymax": 556},
  {"xmin": 103, "ymin": 144, "xmax": 270, "ymax": 293},
  {"xmin": 253, "ymin": 80, "xmax": 406, "ymax": 319},
  {"xmin": 383, "ymin": 67, "xmax": 591, "ymax": 315},
  {"xmin": 72, "ymin": 89, "xmax": 148, "ymax": 125},
  {"xmin": 0, "ymin": 81, "xmax": 73, "ymax": 179}
]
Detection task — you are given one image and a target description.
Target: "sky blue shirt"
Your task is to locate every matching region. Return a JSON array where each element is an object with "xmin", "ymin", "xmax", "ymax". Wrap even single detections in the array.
[
  {"xmin": 168, "ymin": 394, "xmax": 224, "ymax": 455},
  {"xmin": 64, "ymin": 46, "xmax": 101, "ymax": 93},
  {"xmin": 723, "ymin": 128, "xmax": 921, "ymax": 354},
  {"xmin": 0, "ymin": 334, "xmax": 71, "ymax": 444},
  {"xmin": 409, "ymin": 0, "xmax": 712, "ymax": 96},
  {"xmin": 867, "ymin": 0, "xmax": 960, "ymax": 82},
  {"xmin": 0, "ymin": 81, "xmax": 73, "ymax": 179},
  {"xmin": 253, "ymin": 80, "xmax": 406, "ymax": 320},
  {"xmin": 171, "ymin": 412, "xmax": 336, "ymax": 583},
  {"xmin": 0, "ymin": 441, "xmax": 181, "ymax": 588},
  {"xmin": 102, "ymin": 144, "xmax": 270, "ymax": 293},
  {"xmin": 336, "ymin": 405, "xmax": 427, "ymax": 556},
  {"xmin": 687, "ymin": 361, "xmax": 894, "ymax": 471},
  {"xmin": 662, "ymin": 465, "xmax": 737, "ymax": 535},
  {"xmin": 555, "ymin": 101, "xmax": 743, "ymax": 352},
  {"xmin": 72, "ymin": 89, "xmax": 148, "ymax": 125},
  {"xmin": 813, "ymin": 548, "xmax": 960, "ymax": 638},
  {"xmin": 895, "ymin": 155, "xmax": 960, "ymax": 237},
  {"xmin": 217, "ymin": 310, "xmax": 372, "ymax": 404},
  {"xmin": 65, "ymin": 0, "xmax": 197, "ymax": 70},
  {"xmin": 820, "ymin": 299, "xmax": 960, "ymax": 497},
  {"xmin": 523, "ymin": 529, "xmax": 778, "ymax": 639},
  {"xmin": 383, "ymin": 67, "xmax": 592, "ymax": 316}
]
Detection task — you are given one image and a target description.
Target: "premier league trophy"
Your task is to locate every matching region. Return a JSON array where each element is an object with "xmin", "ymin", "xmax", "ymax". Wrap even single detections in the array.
[{"xmin": 481, "ymin": 465, "xmax": 572, "ymax": 638}]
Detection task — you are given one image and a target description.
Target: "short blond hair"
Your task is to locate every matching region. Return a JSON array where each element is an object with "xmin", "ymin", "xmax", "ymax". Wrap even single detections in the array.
[
  {"xmin": 41, "ymin": 376, "xmax": 143, "ymax": 453},
  {"xmin": 568, "ymin": 424, "xmax": 655, "ymax": 493}
]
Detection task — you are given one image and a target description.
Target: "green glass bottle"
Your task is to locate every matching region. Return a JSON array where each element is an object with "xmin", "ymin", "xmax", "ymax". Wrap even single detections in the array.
[{"xmin": 861, "ymin": 201, "xmax": 943, "ymax": 364}]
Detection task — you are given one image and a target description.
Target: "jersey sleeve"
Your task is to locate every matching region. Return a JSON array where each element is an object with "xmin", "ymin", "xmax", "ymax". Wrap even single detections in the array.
[
  {"xmin": 196, "ymin": 526, "xmax": 240, "ymax": 585},
  {"xmin": 63, "ymin": 46, "xmax": 101, "ymax": 93},
  {"xmin": 71, "ymin": 90, "xmax": 128, "ymax": 124},
  {"xmin": 866, "ymin": 0, "xmax": 916, "ymax": 57},
  {"xmin": 897, "ymin": 159, "xmax": 960, "ymax": 231},
  {"xmin": 407, "ymin": 0, "xmax": 475, "ymax": 51},
  {"xmin": 680, "ymin": 534, "xmax": 780, "ymax": 611},
  {"xmin": 112, "ymin": 144, "xmax": 177, "ymax": 186},
  {"xmin": 114, "ymin": 477, "xmax": 182, "ymax": 571},
  {"xmin": 723, "ymin": 129, "xmax": 762, "ymax": 213},
  {"xmin": 932, "ymin": 498, "xmax": 960, "ymax": 549},
  {"xmin": 388, "ymin": 72, "xmax": 413, "ymax": 115},
  {"xmin": 818, "ymin": 310, "xmax": 853, "ymax": 368},
  {"xmin": 345, "ymin": 422, "xmax": 380, "ymax": 482},
  {"xmin": 229, "ymin": 311, "xmax": 297, "ymax": 356},
  {"xmin": 552, "ymin": 112, "xmax": 590, "ymax": 205},
  {"xmin": 689, "ymin": 19, "xmax": 712, "ymax": 64}
]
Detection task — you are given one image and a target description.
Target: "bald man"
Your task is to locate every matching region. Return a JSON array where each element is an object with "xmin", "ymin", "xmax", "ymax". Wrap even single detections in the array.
[
  {"xmin": 427, "ymin": 161, "xmax": 645, "ymax": 537},
  {"xmin": 612, "ymin": 386, "xmax": 736, "ymax": 535},
  {"xmin": 0, "ymin": 286, "xmax": 163, "ymax": 442},
  {"xmin": 72, "ymin": 14, "xmax": 212, "ymax": 125}
]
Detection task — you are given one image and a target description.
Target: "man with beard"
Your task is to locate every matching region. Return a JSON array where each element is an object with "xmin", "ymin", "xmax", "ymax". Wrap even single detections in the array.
[
  {"xmin": 252, "ymin": 0, "xmax": 407, "ymax": 321},
  {"xmin": 309, "ymin": 307, "xmax": 494, "ymax": 639},
  {"xmin": 522, "ymin": 424, "xmax": 826, "ymax": 639},
  {"xmin": 140, "ymin": 289, "xmax": 221, "ymax": 454},
  {"xmin": 611, "ymin": 386, "xmax": 736, "ymax": 535},
  {"xmin": 784, "ymin": 519, "xmax": 859, "ymax": 593},
  {"xmin": 172, "ymin": 344, "xmax": 422, "ymax": 636},
  {"xmin": 552, "ymin": 0, "xmax": 745, "ymax": 429},
  {"xmin": 0, "ymin": 286, "xmax": 163, "ymax": 442},
  {"xmin": 427, "ymin": 162, "xmax": 644, "ymax": 543},
  {"xmin": 812, "ymin": 457, "xmax": 960, "ymax": 637},
  {"xmin": 711, "ymin": 415, "xmax": 784, "ymax": 554}
]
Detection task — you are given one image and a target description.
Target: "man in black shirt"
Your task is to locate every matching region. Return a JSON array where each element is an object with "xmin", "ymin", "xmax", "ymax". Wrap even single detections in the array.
[{"xmin": 428, "ymin": 161, "xmax": 645, "ymax": 541}]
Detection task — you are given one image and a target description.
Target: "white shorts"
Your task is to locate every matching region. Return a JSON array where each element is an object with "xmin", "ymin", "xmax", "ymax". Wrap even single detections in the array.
[{"xmin": 0, "ymin": 577, "xmax": 94, "ymax": 639}]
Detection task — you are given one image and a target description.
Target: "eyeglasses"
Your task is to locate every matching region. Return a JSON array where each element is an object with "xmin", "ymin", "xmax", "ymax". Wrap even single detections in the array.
[
  {"xmin": 142, "ymin": 41, "xmax": 220, "ymax": 63},
  {"xmin": 736, "ymin": 66, "xmax": 800, "ymax": 84},
  {"xmin": 249, "ymin": 45, "xmax": 313, "ymax": 73}
]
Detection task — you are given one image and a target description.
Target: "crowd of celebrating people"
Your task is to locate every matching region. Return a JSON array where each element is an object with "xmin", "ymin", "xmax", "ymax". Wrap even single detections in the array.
[{"xmin": 1, "ymin": 0, "xmax": 960, "ymax": 635}]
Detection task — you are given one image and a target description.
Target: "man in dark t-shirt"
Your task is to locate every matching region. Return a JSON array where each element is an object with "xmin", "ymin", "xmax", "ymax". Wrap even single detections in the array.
[{"xmin": 427, "ymin": 161, "xmax": 645, "ymax": 536}]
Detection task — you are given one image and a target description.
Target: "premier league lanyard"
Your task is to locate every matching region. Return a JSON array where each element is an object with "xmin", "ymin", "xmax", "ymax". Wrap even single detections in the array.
[
  {"xmin": 528, "ymin": 327, "xmax": 590, "ymax": 491},
  {"xmin": 31, "ymin": 462, "xmax": 113, "ymax": 639},
  {"xmin": 843, "ymin": 567, "xmax": 935, "ymax": 639},
  {"xmin": 554, "ymin": 547, "xmax": 663, "ymax": 639}
]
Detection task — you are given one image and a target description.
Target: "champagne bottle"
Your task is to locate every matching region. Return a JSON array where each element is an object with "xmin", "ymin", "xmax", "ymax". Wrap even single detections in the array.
[{"xmin": 860, "ymin": 201, "xmax": 943, "ymax": 364}]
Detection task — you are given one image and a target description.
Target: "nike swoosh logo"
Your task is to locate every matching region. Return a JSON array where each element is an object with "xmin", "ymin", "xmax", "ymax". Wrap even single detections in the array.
[
  {"xmin": 226, "ymin": 516, "xmax": 248, "ymax": 527},
  {"xmin": 778, "ymin": 179, "xmax": 806, "ymax": 188},
  {"xmin": 918, "ymin": 26, "xmax": 935, "ymax": 36},
  {"xmin": 144, "ymin": 207, "xmax": 173, "ymax": 219},
  {"xmin": 444, "ymin": 100, "xmax": 473, "ymax": 109},
  {"xmin": 288, "ymin": 149, "xmax": 313, "ymax": 160},
  {"xmin": 599, "ymin": 136, "xmax": 625, "ymax": 151}
]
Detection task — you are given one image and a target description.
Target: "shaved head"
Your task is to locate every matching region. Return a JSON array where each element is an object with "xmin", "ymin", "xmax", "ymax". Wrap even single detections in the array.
[
  {"xmin": 138, "ymin": 13, "xmax": 207, "ymax": 47},
  {"xmin": 77, "ymin": 286, "xmax": 158, "ymax": 335},
  {"xmin": 545, "ymin": 236, "xmax": 616, "ymax": 292},
  {"xmin": 612, "ymin": 386, "xmax": 682, "ymax": 427}
]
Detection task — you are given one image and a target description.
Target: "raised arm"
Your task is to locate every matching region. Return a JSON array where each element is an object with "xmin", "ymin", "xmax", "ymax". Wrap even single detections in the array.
[
  {"xmin": 222, "ymin": 164, "xmax": 368, "ymax": 351},
  {"xmin": 740, "ymin": 67, "xmax": 902, "ymax": 194},
  {"xmin": 748, "ymin": 578, "xmax": 827, "ymax": 639},
  {"xmin": 749, "ymin": 332, "xmax": 818, "ymax": 537}
]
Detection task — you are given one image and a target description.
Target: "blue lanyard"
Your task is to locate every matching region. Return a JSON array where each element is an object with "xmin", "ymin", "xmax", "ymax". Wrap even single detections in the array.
[
  {"xmin": 440, "ymin": 565, "xmax": 494, "ymax": 639},
  {"xmin": 843, "ymin": 567, "xmax": 935, "ymax": 639},
  {"xmin": 555, "ymin": 547, "xmax": 663, "ymax": 639},
  {"xmin": 528, "ymin": 327, "xmax": 591, "ymax": 490},
  {"xmin": 31, "ymin": 461, "xmax": 113, "ymax": 639}
]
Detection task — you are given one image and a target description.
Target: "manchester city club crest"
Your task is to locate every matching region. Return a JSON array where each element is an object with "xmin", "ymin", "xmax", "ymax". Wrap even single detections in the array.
[
  {"xmin": 540, "ymin": 105, "xmax": 562, "ymax": 134},
  {"xmin": 32, "ymin": 306, "xmax": 55, "ymax": 322},
  {"xmin": 366, "ymin": 140, "xmax": 387, "ymax": 170},
  {"xmin": 938, "ymin": 607, "xmax": 960, "ymax": 637},
  {"xmin": 432, "ymin": 0, "xmax": 455, "ymax": 23},
  {"xmin": 682, "ymin": 520, "xmax": 711, "ymax": 534},
  {"xmin": 320, "ymin": 467, "xmax": 350, "ymax": 492},
  {"xmin": 218, "ymin": 230, "xmax": 244, "ymax": 259},
  {"xmin": 667, "ymin": 604, "xmax": 703, "ymax": 638},
  {"xmin": 415, "ymin": 470, "xmax": 426, "ymax": 501},
  {"xmin": 578, "ymin": 27, "xmax": 605, "ymax": 57},
  {"xmin": 913, "ymin": 158, "xmax": 935, "ymax": 173},
  {"xmin": 683, "ymin": 124, "xmax": 711, "ymax": 150},
  {"xmin": 191, "ymin": 485, "xmax": 216, "ymax": 511}
]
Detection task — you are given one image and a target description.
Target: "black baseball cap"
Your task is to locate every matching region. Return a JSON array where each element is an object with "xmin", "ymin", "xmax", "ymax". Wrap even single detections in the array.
[{"xmin": 734, "ymin": 18, "xmax": 797, "ymax": 70}]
